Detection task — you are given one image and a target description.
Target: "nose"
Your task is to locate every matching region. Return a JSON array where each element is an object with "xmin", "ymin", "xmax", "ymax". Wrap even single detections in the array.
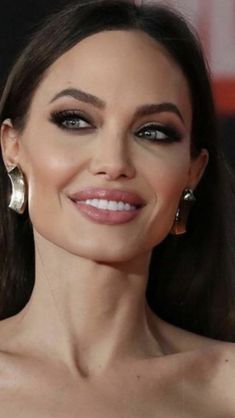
[{"xmin": 88, "ymin": 131, "xmax": 136, "ymax": 181}]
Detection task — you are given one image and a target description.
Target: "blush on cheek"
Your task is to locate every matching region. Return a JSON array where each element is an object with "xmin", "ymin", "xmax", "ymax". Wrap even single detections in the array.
[{"xmin": 28, "ymin": 150, "xmax": 80, "ymax": 189}]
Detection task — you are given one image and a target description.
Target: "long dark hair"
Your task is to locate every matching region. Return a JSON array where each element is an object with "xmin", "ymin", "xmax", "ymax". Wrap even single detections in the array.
[{"xmin": 0, "ymin": 0, "xmax": 235, "ymax": 341}]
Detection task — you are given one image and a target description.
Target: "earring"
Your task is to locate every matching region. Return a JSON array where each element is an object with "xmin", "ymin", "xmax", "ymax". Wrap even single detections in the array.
[
  {"xmin": 170, "ymin": 188, "xmax": 196, "ymax": 235},
  {"xmin": 7, "ymin": 165, "xmax": 27, "ymax": 214}
]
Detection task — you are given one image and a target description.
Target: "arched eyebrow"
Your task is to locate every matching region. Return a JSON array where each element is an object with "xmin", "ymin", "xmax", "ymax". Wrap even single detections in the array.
[
  {"xmin": 49, "ymin": 88, "xmax": 185, "ymax": 123},
  {"xmin": 50, "ymin": 88, "xmax": 105, "ymax": 108}
]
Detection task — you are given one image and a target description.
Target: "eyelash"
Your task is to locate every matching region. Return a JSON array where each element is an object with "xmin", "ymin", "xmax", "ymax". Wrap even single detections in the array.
[
  {"xmin": 50, "ymin": 110, "xmax": 93, "ymax": 131},
  {"xmin": 50, "ymin": 110, "xmax": 183, "ymax": 143},
  {"xmin": 136, "ymin": 123, "xmax": 182, "ymax": 143}
]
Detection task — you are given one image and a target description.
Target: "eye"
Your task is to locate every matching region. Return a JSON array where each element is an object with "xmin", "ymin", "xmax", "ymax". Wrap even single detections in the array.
[
  {"xmin": 136, "ymin": 123, "xmax": 183, "ymax": 143},
  {"xmin": 50, "ymin": 110, "xmax": 93, "ymax": 131}
]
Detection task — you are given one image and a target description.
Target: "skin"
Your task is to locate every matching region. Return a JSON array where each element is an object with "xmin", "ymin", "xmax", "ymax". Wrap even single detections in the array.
[{"xmin": 0, "ymin": 29, "xmax": 234, "ymax": 417}]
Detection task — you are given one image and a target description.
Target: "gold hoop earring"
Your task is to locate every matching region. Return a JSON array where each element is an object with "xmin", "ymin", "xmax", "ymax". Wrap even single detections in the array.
[
  {"xmin": 7, "ymin": 165, "xmax": 27, "ymax": 214},
  {"xmin": 170, "ymin": 188, "xmax": 196, "ymax": 235}
]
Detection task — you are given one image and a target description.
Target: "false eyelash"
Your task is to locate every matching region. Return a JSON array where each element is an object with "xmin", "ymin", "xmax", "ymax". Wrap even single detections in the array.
[
  {"xmin": 136, "ymin": 123, "xmax": 183, "ymax": 143},
  {"xmin": 49, "ymin": 110, "xmax": 183, "ymax": 143},
  {"xmin": 50, "ymin": 109, "xmax": 93, "ymax": 130}
]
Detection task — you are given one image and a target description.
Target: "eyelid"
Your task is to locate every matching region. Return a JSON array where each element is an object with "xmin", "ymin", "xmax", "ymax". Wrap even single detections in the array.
[
  {"xmin": 49, "ymin": 109, "xmax": 95, "ymax": 129},
  {"xmin": 135, "ymin": 111, "xmax": 186, "ymax": 130},
  {"xmin": 136, "ymin": 121, "xmax": 183, "ymax": 136},
  {"xmin": 135, "ymin": 122, "xmax": 184, "ymax": 143},
  {"xmin": 50, "ymin": 108, "xmax": 94, "ymax": 121},
  {"xmin": 136, "ymin": 120, "xmax": 183, "ymax": 131}
]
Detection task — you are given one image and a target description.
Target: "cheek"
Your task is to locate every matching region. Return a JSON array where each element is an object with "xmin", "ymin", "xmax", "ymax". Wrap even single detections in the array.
[
  {"xmin": 153, "ymin": 159, "xmax": 188, "ymax": 205},
  {"xmin": 21, "ymin": 137, "xmax": 85, "ymax": 227},
  {"xmin": 144, "ymin": 146, "xmax": 191, "ymax": 202},
  {"xmin": 23, "ymin": 134, "xmax": 84, "ymax": 192},
  {"xmin": 141, "ymin": 147, "xmax": 191, "ymax": 244}
]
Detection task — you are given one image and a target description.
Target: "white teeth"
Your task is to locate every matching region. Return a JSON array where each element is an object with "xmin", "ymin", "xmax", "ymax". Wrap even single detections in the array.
[
  {"xmin": 108, "ymin": 201, "xmax": 119, "ymax": 211},
  {"xmin": 98, "ymin": 199, "xmax": 108, "ymax": 209},
  {"xmin": 118, "ymin": 201, "xmax": 125, "ymax": 211},
  {"xmin": 80, "ymin": 199, "xmax": 137, "ymax": 211}
]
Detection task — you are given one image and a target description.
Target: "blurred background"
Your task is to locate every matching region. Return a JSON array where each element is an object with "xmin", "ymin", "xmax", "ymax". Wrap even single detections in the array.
[
  {"xmin": 0, "ymin": 0, "xmax": 235, "ymax": 169},
  {"xmin": 152, "ymin": 0, "xmax": 235, "ymax": 170}
]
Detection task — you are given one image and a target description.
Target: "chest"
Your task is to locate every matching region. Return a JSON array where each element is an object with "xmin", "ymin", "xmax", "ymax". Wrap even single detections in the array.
[
  {"xmin": 0, "ymin": 374, "xmax": 163, "ymax": 418},
  {"xmin": 0, "ymin": 354, "xmax": 234, "ymax": 418}
]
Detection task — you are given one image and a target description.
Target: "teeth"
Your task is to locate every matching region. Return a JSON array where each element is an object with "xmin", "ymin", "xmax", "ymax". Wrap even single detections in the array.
[
  {"xmin": 80, "ymin": 199, "xmax": 137, "ymax": 211},
  {"xmin": 98, "ymin": 199, "xmax": 108, "ymax": 209}
]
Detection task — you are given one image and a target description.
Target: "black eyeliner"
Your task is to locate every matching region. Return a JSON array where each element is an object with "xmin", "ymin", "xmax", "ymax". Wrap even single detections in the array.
[
  {"xmin": 49, "ymin": 109, "xmax": 93, "ymax": 131},
  {"xmin": 136, "ymin": 123, "xmax": 183, "ymax": 142}
]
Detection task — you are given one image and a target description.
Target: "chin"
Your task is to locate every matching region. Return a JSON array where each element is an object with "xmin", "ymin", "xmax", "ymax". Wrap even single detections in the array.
[{"xmin": 67, "ymin": 240, "xmax": 139, "ymax": 264}]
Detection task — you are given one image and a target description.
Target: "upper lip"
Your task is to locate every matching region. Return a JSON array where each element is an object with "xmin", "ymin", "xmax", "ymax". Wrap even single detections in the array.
[{"xmin": 69, "ymin": 187, "xmax": 146, "ymax": 207}]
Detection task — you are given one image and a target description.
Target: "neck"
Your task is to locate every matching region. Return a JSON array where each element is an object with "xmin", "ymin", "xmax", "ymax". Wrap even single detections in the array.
[{"xmin": 13, "ymin": 231, "xmax": 163, "ymax": 376}]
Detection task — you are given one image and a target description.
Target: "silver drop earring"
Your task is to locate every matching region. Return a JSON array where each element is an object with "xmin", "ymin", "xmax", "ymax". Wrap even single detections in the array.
[{"xmin": 7, "ymin": 165, "xmax": 27, "ymax": 214}]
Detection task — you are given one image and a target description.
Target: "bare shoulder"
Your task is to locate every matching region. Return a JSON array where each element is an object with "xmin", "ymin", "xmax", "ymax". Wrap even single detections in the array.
[
  {"xmin": 175, "ymin": 342, "xmax": 235, "ymax": 417},
  {"xmin": 146, "ymin": 306, "xmax": 234, "ymax": 352},
  {"xmin": 147, "ymin": 312, "xmax": 235, "ymax": 417},
  {"xmin": 0, "ymin": 315, "xmax": 36, "ymax": 389}
]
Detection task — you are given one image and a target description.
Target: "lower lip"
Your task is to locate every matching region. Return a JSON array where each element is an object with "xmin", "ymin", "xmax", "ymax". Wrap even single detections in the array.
[{"xmin": 70, "ymin": 200, "xmax": 142, "ymax": 225}]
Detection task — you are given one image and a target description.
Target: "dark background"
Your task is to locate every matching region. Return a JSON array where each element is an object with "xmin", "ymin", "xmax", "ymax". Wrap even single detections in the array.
[{"xmin": 1, "ymin": 0, "xmax": 235, "ymax": 170}]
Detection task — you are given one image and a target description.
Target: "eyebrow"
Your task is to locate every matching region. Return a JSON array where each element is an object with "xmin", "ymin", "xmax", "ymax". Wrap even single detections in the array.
[{"xmin": 50, "ymin": 88, "xmax": 185, "ymax": 123}]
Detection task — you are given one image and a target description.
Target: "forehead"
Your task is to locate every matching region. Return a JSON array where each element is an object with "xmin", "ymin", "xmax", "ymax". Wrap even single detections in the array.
[{"xmin": 31, "ymin": 29, "xmax": 192, "ymax": 125}]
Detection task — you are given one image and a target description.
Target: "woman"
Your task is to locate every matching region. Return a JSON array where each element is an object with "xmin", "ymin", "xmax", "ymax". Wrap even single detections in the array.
[{"xmin": 0, "ymin": 0, "xmax": 234, "ymax": 416}]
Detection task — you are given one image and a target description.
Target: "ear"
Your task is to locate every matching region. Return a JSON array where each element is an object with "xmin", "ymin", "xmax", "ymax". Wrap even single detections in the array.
[
  {"xmin": 188, "ymin": 148, "xmax": 209, "ymax": 190},
  {"xmin": 0, "ymin": 119, "xmax": 20, "ymax": 169}
]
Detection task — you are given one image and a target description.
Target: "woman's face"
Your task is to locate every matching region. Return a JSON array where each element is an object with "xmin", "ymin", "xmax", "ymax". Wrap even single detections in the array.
[{"xmin": 2, "ymin": 30, "xmax": 208, "ymax": 262}]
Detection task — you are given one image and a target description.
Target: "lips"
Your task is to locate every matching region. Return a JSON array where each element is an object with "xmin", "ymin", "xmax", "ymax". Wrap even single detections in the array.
[{"xmin": 69, "ymin": 187, "xmax": 146, "ymax": 208}]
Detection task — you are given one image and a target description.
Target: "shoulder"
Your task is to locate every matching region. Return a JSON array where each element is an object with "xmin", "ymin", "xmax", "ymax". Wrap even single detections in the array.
[
  {"xmin": 177, "ymin": 343, "xmax": 235, "ymax": 417},
  {"xmin": 147, "ymin": 310, "xmax": 235, "ymax": 416},
  {"xmin": 151, "ymin": 311, "xmax": 235, "ymax": 380},
  {"xmin": 143, "ymin": 343, "xmax": 235, "ymax": 417},
  {"xmin": 146, "ymin": 305, "xmax": 233, "ymax": 354},
  {"xmin": 0, "ymin": 316, "xmax": 35, "ymax": 388}
]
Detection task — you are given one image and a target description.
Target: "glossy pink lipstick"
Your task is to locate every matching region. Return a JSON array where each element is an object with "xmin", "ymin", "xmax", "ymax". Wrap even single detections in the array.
[{"xmin": 69, "ymin": 187, "xmax": 145, "ymax": 225}]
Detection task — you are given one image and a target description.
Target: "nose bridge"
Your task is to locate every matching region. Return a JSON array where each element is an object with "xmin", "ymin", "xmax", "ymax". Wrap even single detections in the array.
[
  {"xmin": 100, "ymin": 128, "xmax": 128, "ymax": 160},
  {"xmin": 89, "ymin": 123, "xmax": 135, "ymax": 180}
]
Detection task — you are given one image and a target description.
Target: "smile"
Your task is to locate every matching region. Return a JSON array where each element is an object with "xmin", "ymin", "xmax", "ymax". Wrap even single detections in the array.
[
  {"xmin": 68, "ymin": 187, "xmax": 145, "ymax": 225},
  {"xmin": 79, "ymin": 199, "xmax": 137, "ymax": 211},
  {"xmin": 70, "ymin": 199, "xmax": 143, "ymax": 225}
]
